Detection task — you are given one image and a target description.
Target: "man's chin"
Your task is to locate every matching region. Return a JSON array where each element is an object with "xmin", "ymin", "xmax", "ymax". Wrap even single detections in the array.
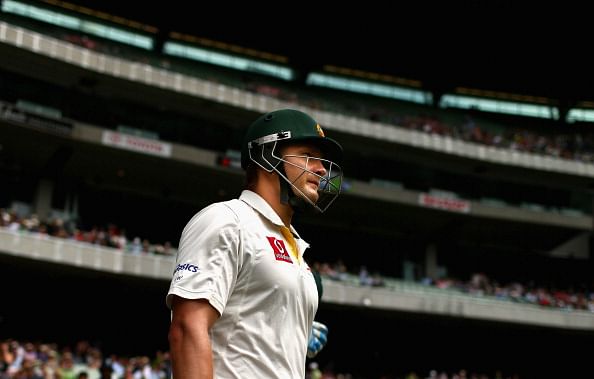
[
  {"xmin": 290, "ymin": 186, "xmax": 319, "ymax": 205},
  {"xmin": 306, "ymin": 190, "xmax": 320, "ymax": 203}
]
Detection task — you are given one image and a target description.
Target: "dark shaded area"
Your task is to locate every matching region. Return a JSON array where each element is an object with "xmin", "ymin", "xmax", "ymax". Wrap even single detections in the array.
[
  {"xmin": 57, "ymin": 0, "xmax": 594, "ymax": 102},
  {"xmin": 314, "ymin": 302, "xmax": 592, "ymax": 379},
  {"xmin": 0, "ymin": 254, "xmax": 171, "ymax": 357}
]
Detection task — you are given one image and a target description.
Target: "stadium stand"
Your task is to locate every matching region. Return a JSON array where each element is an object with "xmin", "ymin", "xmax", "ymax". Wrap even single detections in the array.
[{"xmin": 1, "ymin": 1, "xmax": 594, "ymax": 378}]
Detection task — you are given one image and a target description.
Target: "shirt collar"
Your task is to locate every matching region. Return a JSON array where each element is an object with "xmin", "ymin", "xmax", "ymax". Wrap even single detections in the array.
[{"xmin": 239, "ymin": 190, "xmax": 305, "ymax": 240}]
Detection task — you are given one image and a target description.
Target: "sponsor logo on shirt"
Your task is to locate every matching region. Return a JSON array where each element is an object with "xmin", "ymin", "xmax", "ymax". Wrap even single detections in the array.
[
  {"xmin": 266, "ymin": 236, "xmax": 293, "ymax": 263},
  {"xmin": 174, "ymin": 263, "xmax": 200, "ymax": 274}
]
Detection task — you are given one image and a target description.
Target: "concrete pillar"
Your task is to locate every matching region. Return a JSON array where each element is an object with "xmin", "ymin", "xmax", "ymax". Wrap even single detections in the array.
[
  {"xmin": 425, "ymin": 243, "xmax": 439, "ymax": 280},
  {"xmin": 402, "ymin": 260, "xmax": 416, "ymax": 281},
  {"xmin": 33, "ymin": 179, "xmax": 53, "ymax": 221}
]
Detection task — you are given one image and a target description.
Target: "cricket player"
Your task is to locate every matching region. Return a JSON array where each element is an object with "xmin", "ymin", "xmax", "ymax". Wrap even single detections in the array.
[{"xmin": 167, "ymin": 109, "xmax": 343, "ymax": 378}]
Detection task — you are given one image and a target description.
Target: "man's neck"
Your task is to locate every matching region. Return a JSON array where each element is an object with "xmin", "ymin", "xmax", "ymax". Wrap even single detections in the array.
[{"xmin": 252, "ymin": 175, "xmax": 293, "ymax": 227}]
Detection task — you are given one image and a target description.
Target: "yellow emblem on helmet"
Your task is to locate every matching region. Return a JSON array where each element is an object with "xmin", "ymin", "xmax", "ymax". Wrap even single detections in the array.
[{"xmin": 316, "ymin": 124, "xmax": 325, "ymax": 137}]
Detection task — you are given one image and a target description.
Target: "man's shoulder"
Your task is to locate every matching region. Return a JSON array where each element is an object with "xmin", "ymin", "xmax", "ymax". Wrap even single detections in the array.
[
  {"xmin": 180, "ymin": 200, "xmax": 242, "ymax": 237},
  {"xmin": 196, "ymin": 198, "xmax": 243, "ymax": 217},
  {"xmin": 190, "ymin": 197, "xmax": 252, "ymax": 224}
]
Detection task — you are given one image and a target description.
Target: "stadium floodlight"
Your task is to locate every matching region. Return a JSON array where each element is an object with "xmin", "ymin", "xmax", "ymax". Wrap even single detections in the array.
[
  {"xmin": 439, "ymin": 94, "xmax": 559, "ymax": 120},
  {"xmin": 163, "ymin": 42, "xmax": 295, "ymax": 81},
  {"xmin": 305, "ymin": 72, "xmax": 433, "ymax": 105},
  {"xmin": 2, "ymin": 0, "xmax": 153, "ymax": 50}
]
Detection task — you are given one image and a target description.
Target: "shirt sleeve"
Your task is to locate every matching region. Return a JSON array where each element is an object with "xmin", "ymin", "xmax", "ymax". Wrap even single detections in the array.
[{"xmin": 166, "ymin": 203, "xmax": 241, "ymax": 315}]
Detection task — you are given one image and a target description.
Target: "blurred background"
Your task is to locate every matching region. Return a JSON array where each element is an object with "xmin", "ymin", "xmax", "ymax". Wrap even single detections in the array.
[{"xmin": 1, "ymin": 1, "xmax": 593, "ymax": 378}]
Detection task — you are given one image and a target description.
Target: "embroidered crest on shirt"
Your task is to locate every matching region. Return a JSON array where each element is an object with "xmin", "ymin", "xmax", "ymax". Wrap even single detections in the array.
[{"xmin": 266, "ymin": 236, "xmax": 293, "ymax": 263}]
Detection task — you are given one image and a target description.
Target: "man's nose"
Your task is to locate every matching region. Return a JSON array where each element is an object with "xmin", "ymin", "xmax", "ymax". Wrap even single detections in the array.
[{"xmin": 310, "ymin": 158, "xmax": 327, "ymax": 176}]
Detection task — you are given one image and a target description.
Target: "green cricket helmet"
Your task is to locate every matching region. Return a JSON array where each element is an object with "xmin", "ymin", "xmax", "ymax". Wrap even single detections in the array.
[
  {"xmin": 241, "ymin": 109, "xmax": 344, "ymax": 213},
  {"xmin": 241, "ymin": 109, "xmax": 343, "ymax": 169}
]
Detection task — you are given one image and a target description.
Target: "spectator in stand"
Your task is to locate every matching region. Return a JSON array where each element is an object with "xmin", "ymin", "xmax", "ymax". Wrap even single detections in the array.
[
  {"xmin": 306, "ymin": 362, "xmax": 322, "ymax": 379},
  {"xmin": 141, "ymin": 239, "xmax": 151, "ymax": 254},
  {"xmin": 40, "ymin": 349, "xmax": 60, "ymax": 379},
  {"xmin": 57, "ymin": 352, "xmax": 76, "ymax": 379},
  {"xmin": 129, "ymin": 237, "xmax": 143, "ymax": 255},
  {"xmin": 0, "ymin": 341, "xmax": 14, "ymax": 375}
]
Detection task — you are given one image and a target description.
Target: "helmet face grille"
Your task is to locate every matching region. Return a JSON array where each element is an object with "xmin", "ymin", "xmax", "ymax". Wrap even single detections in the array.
[
  {"xmin": 248, "ymin": 141, "xmax": 282, "ymax": 172},
  {"xmin": 273, "ymin": 150, "xmax": 343, "ymax": 213},
  {"xmin": 314, "ymin": 160, "xmax": 343, "ymax": 212}
]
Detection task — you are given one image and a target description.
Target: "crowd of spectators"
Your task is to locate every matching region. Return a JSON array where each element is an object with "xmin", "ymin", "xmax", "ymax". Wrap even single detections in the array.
[
  {"xmin": 0, "ymin": 339, "xmax": 170, "ymax": 379},
  {"xmin": 3, "ymin": 202, "xmax": 593, "ymax": 314},
  {"xmin": 305, "ymin": 362, "xmax": 520, "ymax": 379},
  {"xmin": 314, "ymin": 260, "xmax": 594, "ymax": 313},
  {"xmin": 245, "ymin": 80, "xmax": 594, "ymax": 163},
  {"xmin": 0, "ymin": 208, "xmax": 175, "ymax": 257},
  {"xmin": 16, "ymin": 21, "xmax": 594, "ymax": 165},
  {"xmin": 3, "ymin": 204, "xmax": 593, "ymax": 314},
  {"xmin": 0, "ymin": 338, "xmax": 520, "ymax": 379}
]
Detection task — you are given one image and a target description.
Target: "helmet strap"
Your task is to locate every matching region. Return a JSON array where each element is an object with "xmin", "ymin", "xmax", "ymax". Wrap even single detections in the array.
[
  {"xmin": 278, "ymin": 165, "xmax": 320, "ymax": 214},
  {"xmin": 279, "ymin": 169, "xmax": 291, "ymax": 206}
]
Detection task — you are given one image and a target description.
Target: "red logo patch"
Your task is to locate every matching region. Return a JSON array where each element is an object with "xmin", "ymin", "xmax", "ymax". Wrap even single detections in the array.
[{"xmin": 266, "ymin": 236, "xmax": 293, "ymax": 263}]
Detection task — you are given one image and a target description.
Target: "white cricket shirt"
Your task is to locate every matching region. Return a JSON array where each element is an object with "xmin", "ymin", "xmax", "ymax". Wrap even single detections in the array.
[{"xmin": 166, "ymin": 190, "xmax": 319, "ymax": 378}]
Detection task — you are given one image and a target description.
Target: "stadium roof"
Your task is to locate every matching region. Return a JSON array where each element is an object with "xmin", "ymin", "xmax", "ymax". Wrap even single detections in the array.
[{"xmin": 30, "ymin": 0, "xmax": 594, "ymax": 103}]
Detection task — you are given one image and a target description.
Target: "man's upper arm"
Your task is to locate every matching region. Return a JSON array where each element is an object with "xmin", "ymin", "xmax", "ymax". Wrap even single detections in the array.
[{"xmin": 170, "ymin": 296, "xmax": 220, "ymax": 329}]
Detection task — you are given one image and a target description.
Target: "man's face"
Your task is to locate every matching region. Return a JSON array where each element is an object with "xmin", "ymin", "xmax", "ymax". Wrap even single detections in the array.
[{"xmin": 280, "ymin": 143, "xmax": 327, "ymax": 204}]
